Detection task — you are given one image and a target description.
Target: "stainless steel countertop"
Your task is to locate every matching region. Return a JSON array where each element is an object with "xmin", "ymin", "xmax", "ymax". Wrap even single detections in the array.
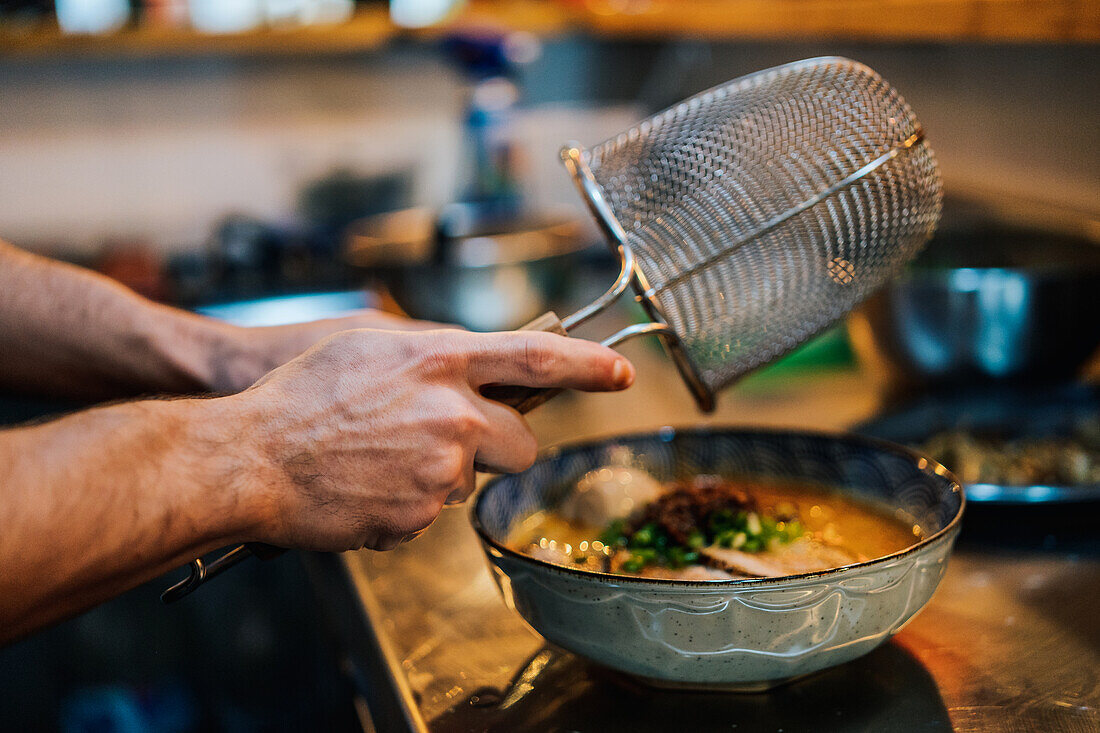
[{"xmin": 311, "ymin": 344, "xmax": 1100, "ymax": 732}]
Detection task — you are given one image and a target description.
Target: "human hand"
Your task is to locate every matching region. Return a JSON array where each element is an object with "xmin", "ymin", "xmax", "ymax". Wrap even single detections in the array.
[
  {"xmin": 227, "ymin": 328, "xmax": 634, "ymax": 552},
  {"xmin": 205, "ymin": 309, "xmax": 447, "ymax": 393}
]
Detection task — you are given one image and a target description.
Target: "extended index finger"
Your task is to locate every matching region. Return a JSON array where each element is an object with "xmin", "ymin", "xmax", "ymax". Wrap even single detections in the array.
[{"xmin": 465, "ymin": 331, "xmax": 635, "ymax": 392}]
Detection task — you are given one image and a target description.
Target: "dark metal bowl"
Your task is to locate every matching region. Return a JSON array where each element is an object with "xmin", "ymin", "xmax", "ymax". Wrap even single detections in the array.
[
  {"xmin": 850, "ymin": 225, "xmax": 1100, "ymax": 385},
  {"xmin": 344, "ymin": 203, "xmax": 592, "ymax": 331},
  {"xmin": 858, "ymin": 383, "xmax": 1100, "ymax": 504}
]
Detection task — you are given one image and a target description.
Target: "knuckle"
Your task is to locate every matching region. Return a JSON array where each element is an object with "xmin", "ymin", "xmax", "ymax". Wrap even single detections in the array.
[
  {"xmin": 372, "ymin": 535, "xmax": 403, "ymax": 552},
  {"xmin": 419, "ymin": 498, "xmax": 447, "ymax": 528},
  {"xmin": 337, "ymin": 328, "xmax": 371, "ymax": 353},
  {"xmin": 313, "ymin": 329, "xmax": 372, "ymax": 367},
  {"xmin": 442, "ymin": 401, "xmax": 486, "ymax": 439},
  {"xmin": 397, "ymin": 500, "xmax": 444, "ymax": 539},
  {"xmin": 415, "ymin": 444, "xmax": 469, "ymax": 490},
  {"xmin": 438, "ymin": 445, "xmax": 471, "ymax": 487},
  {"xmin": 518, "ymin": 334, "xmax": 557, "ymax": 382},
  {"xmin": 351, "ymin": 530, "xmax": 376, "ymax": 552},
  {"xmin": 417, "ymin": 333, "xmax": 469, "ymax": 377},
  {"xmin": 389, "ymin": 333, "xmax": 417, "ymax": 362},
  {"xmin": 411, "ymin": 458, "xmax": 436, "ymax": 489}
]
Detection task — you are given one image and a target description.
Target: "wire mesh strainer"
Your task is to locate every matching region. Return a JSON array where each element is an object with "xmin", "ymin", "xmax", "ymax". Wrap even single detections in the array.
[
  {"xmin": 162, "ymin": 56, "xmax": 941, "ymax": 602},
  {"xmin": 542, "ymin": 55, "xmax": 942, "ymax": 410}
]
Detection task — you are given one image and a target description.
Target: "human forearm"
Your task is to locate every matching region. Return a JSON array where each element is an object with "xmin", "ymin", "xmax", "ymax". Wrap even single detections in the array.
[
  {"xmin": 0, "ymin": 396, "xmax": 259, "ymax": 642},
  {"xmin": 0, "ymin": 239, "xmax": 449, "ymax": 399},
  {"xmin": 0, "ymin": 240, "xmax": 251, "ymax": 398}
]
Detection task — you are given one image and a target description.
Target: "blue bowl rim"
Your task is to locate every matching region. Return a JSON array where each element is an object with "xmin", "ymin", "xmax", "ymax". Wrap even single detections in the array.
[{"xmin": 470, "ymin": 425, "xmax": 966, "ymax": 588}]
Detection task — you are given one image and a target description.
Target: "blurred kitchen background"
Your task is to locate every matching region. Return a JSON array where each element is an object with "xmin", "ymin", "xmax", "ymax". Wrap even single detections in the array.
[{"xmin": 0, "ymin": 1, "xmax": 1098, "ymax": 731}]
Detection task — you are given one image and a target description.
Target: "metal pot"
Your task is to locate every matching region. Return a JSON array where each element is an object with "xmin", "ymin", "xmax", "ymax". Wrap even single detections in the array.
[
  {"xmin": 344, "ymin": 203, "xmax": 592, "ymax": 331},
  {"xmin": 849, "ymin": 223, "xmax": 1100, "ymax": 385}
]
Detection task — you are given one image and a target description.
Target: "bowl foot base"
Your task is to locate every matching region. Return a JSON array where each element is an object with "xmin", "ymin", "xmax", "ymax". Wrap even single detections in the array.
[{"xmin": 622, "ymin": 670, "xmax": 816, "ymax": 693}]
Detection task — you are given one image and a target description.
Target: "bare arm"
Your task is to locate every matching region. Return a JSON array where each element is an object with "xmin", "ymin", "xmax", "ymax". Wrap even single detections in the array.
[
  {"xmin": 0, "ymin": 328, "xmax": 634, "ymax": 645},
  {"xmin": 0, "ymin": 396, "xmax": 253, "ymax": 641},
  {"xmin": 0, "ymin": 239, "xmax": 437, "ymax": 399}
]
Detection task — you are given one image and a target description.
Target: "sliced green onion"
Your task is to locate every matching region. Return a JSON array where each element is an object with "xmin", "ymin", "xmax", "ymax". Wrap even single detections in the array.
[
  {"xmin": 631, "ymin": 524, "xmax": 655, "ymax": 547},
  {"xmin": 599, "ymin": 519, "xmax": 628, "ymax": 547}
]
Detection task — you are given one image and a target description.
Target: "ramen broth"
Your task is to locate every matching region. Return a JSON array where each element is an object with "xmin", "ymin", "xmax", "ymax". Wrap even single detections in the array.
[{"xmin": 508, "ymin": 478, "xmax": 922, "ymax": 578}]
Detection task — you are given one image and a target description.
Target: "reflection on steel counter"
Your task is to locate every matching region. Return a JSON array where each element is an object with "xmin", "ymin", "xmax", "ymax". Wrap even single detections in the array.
[{"xmin": 431, "ymin": 643, "xmax": 953, "ymax": 731}]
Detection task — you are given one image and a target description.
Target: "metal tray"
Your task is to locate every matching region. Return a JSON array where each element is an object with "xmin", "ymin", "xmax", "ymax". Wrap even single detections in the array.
[{"xmin": 857, "ymin": 383, "xmax": 1100, "ymax": 504}]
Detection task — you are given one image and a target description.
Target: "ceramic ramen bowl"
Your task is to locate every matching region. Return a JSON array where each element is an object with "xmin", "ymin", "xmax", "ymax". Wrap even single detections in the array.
[{"xmin": 471, "ymin": 428, "xmax": 964, "ymax": 690}]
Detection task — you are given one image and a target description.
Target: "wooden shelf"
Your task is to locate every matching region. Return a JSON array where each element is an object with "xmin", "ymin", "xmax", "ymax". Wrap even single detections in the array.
[
  {"xmin": 580, "ymin": 0, "xmax": 1100, "ymax": 44},
  {"xmin": 1, "ymin": 0, "xmax": 1095, "ymax": 60},
  {"xmin": 0, "ymin": 2, "xmax": 572, "ymax": 59},
  {"xmin": 0, "ymin": 8, "xmax": 396, "ymax": 58}
]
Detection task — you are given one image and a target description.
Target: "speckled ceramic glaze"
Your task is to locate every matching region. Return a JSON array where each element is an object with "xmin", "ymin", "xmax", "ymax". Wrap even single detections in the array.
[{"xmin": 471, "ymin": 428, "xmax": 964, "ymax": 690}]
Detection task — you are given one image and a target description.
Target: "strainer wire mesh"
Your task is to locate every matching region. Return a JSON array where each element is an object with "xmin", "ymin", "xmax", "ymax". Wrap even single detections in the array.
[{"xmin": 583, "ymin": 57, "xmax": 942, "ymax": 403}]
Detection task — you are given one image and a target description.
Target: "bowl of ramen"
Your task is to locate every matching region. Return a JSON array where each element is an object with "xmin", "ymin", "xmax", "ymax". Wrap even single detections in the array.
[{"xmin": 471, "ymin": 428, "xmax": 963, "ymax": 690}]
